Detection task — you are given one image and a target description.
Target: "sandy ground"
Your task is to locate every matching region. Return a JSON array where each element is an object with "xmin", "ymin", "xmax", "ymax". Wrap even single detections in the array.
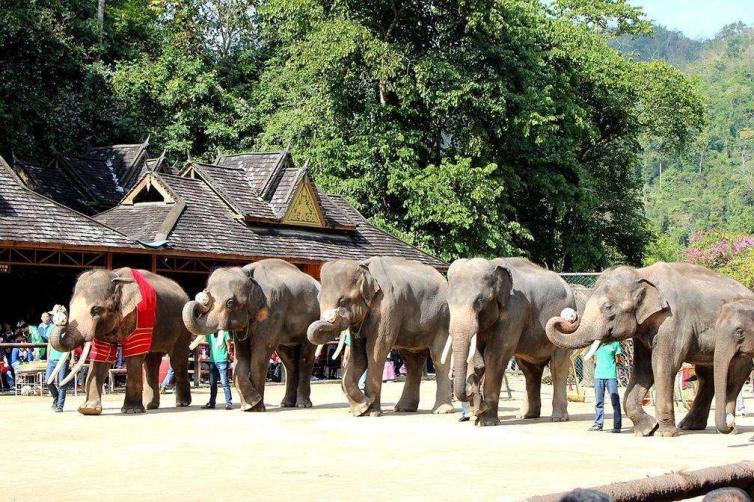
[{"xmin": 3, "ymin": 375, "xmax": 753, "ymax": 501}]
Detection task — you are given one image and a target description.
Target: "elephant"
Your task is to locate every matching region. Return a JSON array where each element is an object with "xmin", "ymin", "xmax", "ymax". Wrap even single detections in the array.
[
  {"xmin": 713, "ymin": 298, "xmax": 754, "ymax": 434},
  {"xmin": 306, "ymin": 256, "xmax": 453, "ymax": 417},
  {"xmin": 546, "ymin": 262, "xmax": 754, "ymax": 437},
  {"xmin": 445, "ymin": 257, "xmax": 576, "ymax": 426},
  {"xmin": 48, "ymin": 268, "xmax": 192, "ymax": 415},
  {"xmin": 183, "ymin": 258, "xmax": 320, "ymax": 411}
]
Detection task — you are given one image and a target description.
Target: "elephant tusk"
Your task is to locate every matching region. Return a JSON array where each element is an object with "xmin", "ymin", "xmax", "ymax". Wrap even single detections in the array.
[
  {"xmin": 331, "ymin": 329, "xmax": 348, "ymax": 360},
  {"xmin": 466, "ymin": 334, "xmax": 477, "ymax": 363},
  {"xmin": 189, "ymin": 336, "xmax": 203, "ymax": 351},
  {"xmin": 46, "ymin": 352, "xmax": 70, "ymax": 385},
  {"xmin": 315, "ymin": 344, "xmax": 324, "ymax": 359},
  {"xmin": 584, "ymin": 339, "xmax": 601, "ymax": 361},
  {"xmin": 440, "ymin": 335, "xmax": 452, "ymax": 365},
  {"xmin": 59, "ymin": 342, "xmax": 91, "ymax": 386}
]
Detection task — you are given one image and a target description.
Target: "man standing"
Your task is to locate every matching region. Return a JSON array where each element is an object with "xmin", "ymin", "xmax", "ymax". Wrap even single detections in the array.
[
  {"xmin": 587, "ymin": 341, "xmax": 622, "ymax": 433},
  {"xmin": 200, "ymin": 330, "xmax": 233, "ymax": 410},
  {"xmin": 43, "ymin": 312, "xmax": 67, "ymax": 412},
  {"xmin": 35, "ymin": 312, "xmax": 53, "ymax": 360}
]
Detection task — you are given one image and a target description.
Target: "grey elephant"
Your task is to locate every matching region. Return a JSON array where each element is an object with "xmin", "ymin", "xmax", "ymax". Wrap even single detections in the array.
[
  {"xmin": 183, "ymin": 259, "xmax": 320, "ymax": 411},
  {"xmin": 445, "ymin": 257, "xmax": 575, "ymax": 426},
  {"xmin": 48, "ymin": 268, "xmax": 192, "ymax": 414},
  {"xmin": 546, "ymin": 262, "xmax": 754, "ymax": 437},
  {"xmin": 713, "ymin": 298, "xmax": 754, "ymax": 433},
  {"xmin": 307, "ymin": 256, "xmax": 453, "ymax": 416}
]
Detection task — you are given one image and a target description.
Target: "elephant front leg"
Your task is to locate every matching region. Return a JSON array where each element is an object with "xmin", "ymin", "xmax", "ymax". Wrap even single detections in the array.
[
  {"xmin": 277, "ymin": 345, "xmax": 299, "ymax": 408},
  {"xmin": 122, "ymin": 355, "xmax": 147, "ymax": 413},
  {"xmin": 394, "ymin": 350, "xmax": 425, "ymax": 412},
  {"xmin": 624, "ymin": 341, "xmax": 657, "ymax": 436},
  {"xmin": 143, "ymin": 352, "xmax": 162, "ymax": 410},
  {"xmin": 169, "ymin": 336, "xmax": 191, "ymax": 407},
  {"xmin": 78, "ymin": 361, "xmax": 109, "ymax": 415},
  {"xmin": 342, "ymin": 335, "xmax": 372, "ymax": 416},
  {"xmin": 724, "ymin": 358, "xmax": 754, "ymax": 431},
  {"xmin": 549, "ymin": 349, "xmax": 571, "ymax": 422},
  {"xmin": 248, "ymin": 341, "xmax": 275, "ymax": 412},
  {"xmin": 517, "ymin": 358, "xmax": 545, "ymax": 419},
  {"xmin": 428, "ymin": 333, "xmax": 454, "ymax": 414},
  {"xmin": 678, "ymin": 365, "xmax": 713, "ymax": 430},
  {"xmin": 651, "ymin": 349, "xmax": 681, "ymax": 437},
  {"xmin": 233, "ymin": 337, "xmax": 263, "ymax": 411},
  {"xmin": 477, "ymin": 356, "xmax": 505, "ymax": 427},
  {"xmin": 295, "ymin": 342, "xmax": 315, "ymax": 408}
]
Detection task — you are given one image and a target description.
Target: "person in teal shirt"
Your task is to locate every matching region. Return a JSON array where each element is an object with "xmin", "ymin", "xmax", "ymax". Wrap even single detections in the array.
[
  {"xmin": 587, "ymin": 341, "xmax": 622, "ymax": 432},
  {"xmin": 201, "ymin": 330, "xmax": 233, "ymax": 410}
]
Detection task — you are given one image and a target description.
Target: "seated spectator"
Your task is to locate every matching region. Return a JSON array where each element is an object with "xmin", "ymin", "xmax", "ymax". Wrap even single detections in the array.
[{"xmin": 1, "ymin": 351, "xmax": 12, "ymax": 390}]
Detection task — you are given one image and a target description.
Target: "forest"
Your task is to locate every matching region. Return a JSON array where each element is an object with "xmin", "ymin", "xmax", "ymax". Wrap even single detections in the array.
[{"xmin": 0, "ymin": 1, "xmax": 726, "ymax": 273}]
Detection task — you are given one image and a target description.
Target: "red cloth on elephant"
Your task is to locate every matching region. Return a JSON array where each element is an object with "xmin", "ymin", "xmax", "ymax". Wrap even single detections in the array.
[{"xmin": 89, "ymin": 269, "xmax": 157, "ymax": 363}]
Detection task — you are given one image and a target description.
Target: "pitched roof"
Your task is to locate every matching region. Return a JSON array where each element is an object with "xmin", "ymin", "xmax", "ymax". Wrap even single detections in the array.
[
  {"xmin": 14, "ymin": 140, "xmax": 152, "ymax": 213},
  {"xmin": 0, "ymin": 156, "xmax": 138, "ymax": 249},
  {"xmin": 95, "ymin": 170, "xmax": 445, "ymax": 267}
]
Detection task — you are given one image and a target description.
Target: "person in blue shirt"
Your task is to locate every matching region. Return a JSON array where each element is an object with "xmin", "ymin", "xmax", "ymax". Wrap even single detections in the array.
[
  {"xmin": 196, "ymin": 330, "xmax": 233, "ymax": 410},
  {"xmin": 586, "ymin": 341, "xmax": 623, "ymax": 433},
  {"xmin": 7, "ymin": 335, "xmax": 34, "ymax": 388},
  {"xmin": 37, "ymin": 312, "xmax": 54, "ymax": 360}
]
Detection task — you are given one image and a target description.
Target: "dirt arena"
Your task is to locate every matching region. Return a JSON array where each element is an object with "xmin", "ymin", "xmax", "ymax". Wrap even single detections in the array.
[{"xmin": 4, "ymin": 375, "xmax": 752, "ymax": 501}]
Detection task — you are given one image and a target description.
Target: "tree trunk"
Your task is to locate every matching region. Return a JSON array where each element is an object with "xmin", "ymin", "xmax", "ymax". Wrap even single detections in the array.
[{"xmin": 97, "ymin": 0, "xmax": 106, "ymax": 35}]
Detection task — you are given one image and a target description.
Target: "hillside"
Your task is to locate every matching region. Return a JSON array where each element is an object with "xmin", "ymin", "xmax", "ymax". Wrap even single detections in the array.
[{"xmin": 615, "ymin": 23, "xmax": 754, "ymax": 258}]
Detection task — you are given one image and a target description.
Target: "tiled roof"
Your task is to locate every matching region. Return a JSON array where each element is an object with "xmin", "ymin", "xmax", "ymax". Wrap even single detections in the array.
[
  {"xmin": 12, "ymin": 159, "xmax": 95, "ymax": 215},
  {"xmin": 85, "ymin": 143, "xmax": 147, "ymax": 179},
  {"xmin": 216, "ymin": 152, "xmax": 284, "ymax": 193},
  {"xmin": 95, "ymin": 171, "xmax": 445, "ymax": 267},
  {"xmin": 59, "ymin": 154, "xmax": 125, "ymax": 207},
  {"xmin": 191, "ymin": 163, "xmax": 277, "ymax": 219},
  {"xmin": 0, "ymin": 156, "xmax": 138, "ymax": 249}
]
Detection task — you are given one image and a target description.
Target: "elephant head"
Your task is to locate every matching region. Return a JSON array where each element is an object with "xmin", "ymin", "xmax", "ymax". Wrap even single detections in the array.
[
  {"xmin": 182, "ymin": 266, "xmax": 269, "ymax": 338},
  {"xmin": 307, "ymin": 259, "xmax": 379, "ymax": 356},
  {"xmin": 48, "ymin": 269, "xmax": 144, "ymax": 385},
  {"xmin": 713, "ymin": 299, "xmax": 754, "ymax": 434},
  {"xmin": 546, "ymin": 266, "xmax": 668, "ymax": 353},
  {"xmin": 445, "ymin": 258, "xmax": 513, "ymax": 402}
]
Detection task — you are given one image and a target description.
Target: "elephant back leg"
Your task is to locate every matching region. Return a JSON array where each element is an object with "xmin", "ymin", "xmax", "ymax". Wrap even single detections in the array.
[
  {"xmin": 517, "ymin": 358, "xmax": 546, "ymax": 419},
  {"xmin": 678, "ymin": 365, "xmax": 713, "ymax": 430},
  {"xmin": 726, "ymin": 358, "xmax": 754, "ymax": 424},
  {"xmin": 651, "ymin": 340, "xmax": 684, "ymax": 436},
  {"xmin": 624, "ymin": 341, "xmax": 657, "ymax": 436},
  {"xmin": 277, "ymin": 344, "xmax": 299, "ymax": 407},
  {"xmin": 295, "ymin": 342, "xmax": 315, "ymax": 408},
  {"xmin": 394, "ymin": 349, "xmax": 425, "ymax": 412},
  {"xmin": 122, "ymin": 354, "xmax": 147, "ymax": 413},
  {"xmin": 549, "ymin": 348, "xmax": 571, "ymax": 422},
  {"xmin": 78, "ymin": 361, "xmax": 109, "ymax": 415},
  {"xmin": 169, "ymin": 332, "xmax": 191, "ymax": 407},
  {"xmin": 428, "ymin": 332, "xmax": 454, "ymax": 414},
  {"xmin": 143, "ymin": 352, "xmax": 163, "ymax": 410},
  {"xmin": 248, "ymin": 336, "xmax": 276, "ymax": 412}
]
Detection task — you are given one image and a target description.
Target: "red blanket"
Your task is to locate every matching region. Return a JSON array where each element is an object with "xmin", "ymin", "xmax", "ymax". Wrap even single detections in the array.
[{"xmin": 90, "ymin": 269, "xmax": 157, "ymax": 363}]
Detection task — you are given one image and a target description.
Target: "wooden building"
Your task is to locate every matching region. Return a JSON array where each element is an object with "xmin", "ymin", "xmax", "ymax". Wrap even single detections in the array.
[{"xmin": 0, "ymin": 143, "xmax": 443, "ymax": 324}]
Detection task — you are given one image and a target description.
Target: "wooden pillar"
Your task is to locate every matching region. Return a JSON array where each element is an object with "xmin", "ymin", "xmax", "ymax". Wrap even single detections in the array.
[
  {"xmin": 151, "ymin": 254, "xmax": 157, "ymax": 273},
  {"xmin": 105, "ymin": 252, "xmax": 113, "ymax": 270}
]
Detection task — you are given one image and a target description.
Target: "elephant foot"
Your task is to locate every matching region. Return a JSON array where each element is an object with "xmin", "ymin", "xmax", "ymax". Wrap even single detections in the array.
[
  {"xmin": 121, "ymin": 403, "xmax": 146, "ymax": 414},
  {"xmin": 78, "ymin": 403, "xmax": 103, "ymax": 416},
  {"xmin": 678, "ymin": 414, "xmax": 707, "ymax": 430},
  {"xmin": 176, "ymin": 398, "xmax": 191, "ymax": 408},
  {"xmin": 516, "ymin": 410, "xmax": 540, "ymax": 420},
  {"xmin": 394, "ymin": 400, "xmax": 419, "ymax": 412},
  {"xmin": 551, "ymin": 412, "xmax": 569, "ymax": 422},
  {"xmin": 242, "ymin": 402, "xmax": 266, "ymax": 412},
  {"xmin": 656, "ymin": 424, "xmax": 680, "ymax": 437},
  {"xmin": 175, "ymin": 387, "xmax": 191, "ymax": 407},
  {"xmin": 369, "ymin": 410, "xmax": 383, "ymax": 417},
  {"xmin": 432, "ymin": 403, "xmax": 454, "ymax": 415},
  {"xmin": 476, "ymin": 414, "xmax": 501, "ymax": 427},
  {"xmin": 146, "ymin": 401, "xmax": 160, "ymax": 410},
  {"xmin": 280, "ymin": 398, "xmax": 296, "ymax": 408},
  {"xmin": 295, "ymin": 397, "xmax": 313, "ymax": 409},
  {"xmin": 631, "ymin": 415, "xmax": 659, "ymax": 436},
  {"xmin": 349, "ymin": 399, "xmax": 372, "ymax": 417}
]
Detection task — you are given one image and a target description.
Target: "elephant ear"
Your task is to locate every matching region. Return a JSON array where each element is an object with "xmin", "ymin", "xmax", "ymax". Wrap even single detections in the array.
[
  {"xmin": 358, "ymin": 261, "xmax": 381, "ymax": 306},
  {"xmin": 243, "ymin": 266, "xmax": 269, "ymax": 322},
  {"xmin": 494, "ymin": 265, "xmax": 513, "ymax": 313},
  {"xmin": 634, "ymin": 278, "xmax": 669, "ymax": 325},
  {"xmin": 111, "ymin": 272, "xmax": 140, "ymax": 321}
]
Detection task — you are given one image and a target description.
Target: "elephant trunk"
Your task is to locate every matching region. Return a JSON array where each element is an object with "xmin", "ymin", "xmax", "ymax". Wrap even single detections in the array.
[
  {"xmin": 714, "ymin": 342, "xmax": 738, "ymax": 434},
  {"xmin": 545, "ymin": 310, "xmax": 600, "ymax": 349},
  {"xmin": 49, "ymin": 322, "xmax": 85, "ymax": 353},
  {"xmin": 307, "ymin": 319, "xmax": 342, "ymax": 345},
  {"xmin": 450, "ymin": 310, "xmax": 478, "ymax": 402},
  {"xmin": 182, "ymin": 301, "xmax": 216, "ymax": 336}
]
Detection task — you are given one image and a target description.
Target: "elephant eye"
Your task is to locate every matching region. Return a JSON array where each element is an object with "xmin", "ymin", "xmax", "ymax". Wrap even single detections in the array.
[
  {"xmin": 337, "ymin": 296, "xmax": 346, "ymax": 307},
  {"xmin": 225, "ymin": 298, "xmax": 238, "ymax": 309},
  {"xmin": 91, "ymin": 306, "xmax": 104, "ymax": 317},
  {"xmin": 735, "ymin": 328, "xmax": 745, "ymax": 341}
]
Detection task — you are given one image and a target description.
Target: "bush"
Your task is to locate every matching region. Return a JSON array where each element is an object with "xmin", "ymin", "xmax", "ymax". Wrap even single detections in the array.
[{"xmin": 683, "ymin": 230, "xmax": 754, "ymax": 288}]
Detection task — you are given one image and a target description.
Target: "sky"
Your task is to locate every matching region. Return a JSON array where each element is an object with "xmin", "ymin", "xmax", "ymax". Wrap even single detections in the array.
[{"xmin": 630, "ymin": 0, "xmax": 754, "ymax": 39}]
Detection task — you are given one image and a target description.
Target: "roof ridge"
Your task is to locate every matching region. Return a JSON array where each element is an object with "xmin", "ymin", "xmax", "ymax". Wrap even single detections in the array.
[
  {"xmin": 188, "ymin": 165, "xmax": 246, "ymax": 218},
  {"xmin": 221, "ymin": 151, "xmax": 286, "ymax": 158}
]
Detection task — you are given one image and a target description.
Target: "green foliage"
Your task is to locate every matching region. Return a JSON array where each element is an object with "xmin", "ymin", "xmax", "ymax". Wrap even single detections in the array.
[
  {"xmin": 0, "ymin": 0, "xmax": 707, "ymax": 269},
  {"xmin": 682, "ymin": 230, "xmax": 754, "ymax": 288}
]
